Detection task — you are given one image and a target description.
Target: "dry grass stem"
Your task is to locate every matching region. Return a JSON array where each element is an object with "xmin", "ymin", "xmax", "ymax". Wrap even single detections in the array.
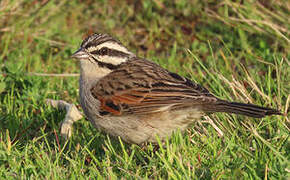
[{"xmin": 27, "ymin": 73, "xmax": 79, "ymax": 77}]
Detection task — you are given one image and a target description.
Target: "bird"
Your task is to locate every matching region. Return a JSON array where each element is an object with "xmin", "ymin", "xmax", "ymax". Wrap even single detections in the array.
[{"xmin": 71, "ymin": 33, "xmax": 281, "ymax": 144}]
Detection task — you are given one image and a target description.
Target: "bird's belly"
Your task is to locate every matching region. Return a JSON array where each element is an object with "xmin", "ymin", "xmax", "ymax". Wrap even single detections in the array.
[{"xmin": 89, "ymin": 108, "xmax": 203, "ymax": 144}]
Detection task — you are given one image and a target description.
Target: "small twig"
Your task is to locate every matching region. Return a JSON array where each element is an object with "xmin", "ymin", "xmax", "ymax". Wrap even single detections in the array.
[
  {"xmin": 1, "ymin": 72, "xmax": 79, "ymax": 77},
  {"xmin": 32, "ymin": 35, "xmax": 69, "ymax": 46},
  {"xmin": 0, "ymin": 27, "xmax": 11, "ymax": 32},
  {"xmin": 27, "ymin": 72, "xmax": 79, "ymax": 77}
]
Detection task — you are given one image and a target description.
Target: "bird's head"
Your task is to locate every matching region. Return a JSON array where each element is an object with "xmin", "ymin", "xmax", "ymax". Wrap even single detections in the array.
[{"xmin": 72, "ymin": 33, "xmax": 135, "ymax": 71}]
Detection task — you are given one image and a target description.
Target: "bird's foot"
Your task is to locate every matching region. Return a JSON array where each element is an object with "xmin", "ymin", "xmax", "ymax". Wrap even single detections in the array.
[{"xmin": 46, "ymin": 99, "xmax": 83, "ymax": 139}]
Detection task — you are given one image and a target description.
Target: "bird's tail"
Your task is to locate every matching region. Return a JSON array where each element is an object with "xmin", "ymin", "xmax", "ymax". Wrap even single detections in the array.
[{"xmin": 203, "ymin": 100, "xmax": 281, "ymax": 118}]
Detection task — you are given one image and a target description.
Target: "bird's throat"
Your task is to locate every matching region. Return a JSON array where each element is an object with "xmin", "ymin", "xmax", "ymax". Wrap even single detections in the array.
[{"xmin": 79, "ymin": 60, "xmax": 112, "ymax": 87}]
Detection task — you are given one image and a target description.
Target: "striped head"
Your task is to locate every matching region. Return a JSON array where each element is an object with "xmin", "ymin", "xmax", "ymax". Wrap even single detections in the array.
[{"xmin": 72, "ymin": 33, "xmax": 135, "ymax": 71}]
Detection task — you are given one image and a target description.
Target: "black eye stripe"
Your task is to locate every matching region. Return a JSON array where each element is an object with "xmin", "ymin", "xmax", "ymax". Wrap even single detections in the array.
[
  {"xmin": 91, "ymin": 56, "xmax": 121, "ymax": 70},
  {"xmin": 90, "ymin": 48, "xmax": 130, "ymax": 57},
  {"xmin": 91, "ymin": 47, "xmax": 109, "ymax": 55},
  {"xmin": 90, "ymin": 50, "xmax": 99, "ymax": 54}
]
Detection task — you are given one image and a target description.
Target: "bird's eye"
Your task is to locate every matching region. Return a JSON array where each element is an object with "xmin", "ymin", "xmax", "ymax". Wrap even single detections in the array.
[{"xmin": 99, "ymin": 47, "xmax": 109, "ymax": 55}]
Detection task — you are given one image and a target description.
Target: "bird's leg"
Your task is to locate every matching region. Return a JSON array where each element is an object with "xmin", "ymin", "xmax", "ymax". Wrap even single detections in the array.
[{"xmin": 46, "ymin": 99, "xmax": 83, "ymax": 138}]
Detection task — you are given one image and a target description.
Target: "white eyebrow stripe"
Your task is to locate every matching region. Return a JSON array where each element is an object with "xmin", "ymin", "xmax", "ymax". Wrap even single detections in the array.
[
  {"xmin": 88, "ymin": 42, "xmax": 131, "ymax": 54},
  {"xmin": 87, "ymin": 46, "xmax": 98, "ymax": 52}
]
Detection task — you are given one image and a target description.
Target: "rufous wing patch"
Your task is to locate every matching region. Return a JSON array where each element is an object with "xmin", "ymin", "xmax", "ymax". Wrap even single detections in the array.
[
  {"xmin": 98, "ymin": 97, "xmax": 122, "ymax": 115},
  {"xmin": 96, "ymin": 89, "xmax": 149, "ymax": 115}
]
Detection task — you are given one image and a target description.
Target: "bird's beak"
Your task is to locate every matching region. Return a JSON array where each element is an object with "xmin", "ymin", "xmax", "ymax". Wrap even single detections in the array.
[{"xmin": 71, "ymin": 48, "xmax": 89, "ymax": 60}]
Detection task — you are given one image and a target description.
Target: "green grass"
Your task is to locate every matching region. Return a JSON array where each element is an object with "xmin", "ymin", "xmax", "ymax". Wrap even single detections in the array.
[{"xmin": 0, "ymin": 0, "xmax": 289, "ymax": 179}]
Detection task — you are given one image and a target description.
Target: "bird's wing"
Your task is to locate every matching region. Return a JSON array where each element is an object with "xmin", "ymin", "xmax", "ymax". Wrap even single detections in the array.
[{"xmin": 90, "ymin": 58, "xmax": 218, "ymax": 116}]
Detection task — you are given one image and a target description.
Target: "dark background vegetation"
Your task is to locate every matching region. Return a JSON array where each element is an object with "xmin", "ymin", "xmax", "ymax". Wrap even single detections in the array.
[{"xmin": 0, "ymin": 0, "xmax": 289, "ymax": 179}]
